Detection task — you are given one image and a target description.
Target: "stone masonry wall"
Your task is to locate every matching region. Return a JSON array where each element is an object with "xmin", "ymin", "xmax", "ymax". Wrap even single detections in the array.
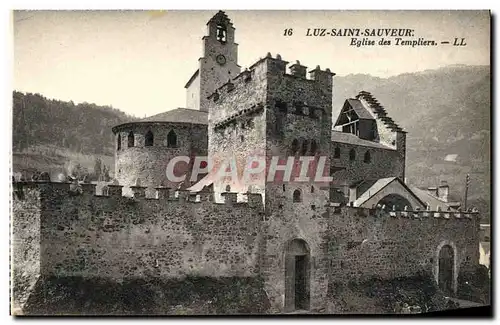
[
  {"xmin": 11, "ymin": 183, "xmax": 42, "ymax": 312},
  {"xmin": 207, "ymin": 60, "xmax": 268, "ymax": 201},
  {"xmin": 326, "ymin": 207, "xmax": 480, "ymax": 291},
  {"xmin": 115, "ymin": 122, "xmax": 207, "ymax": 196},
  {"xmin": 13, "ymin": 183, "xmax": 263, "ymax": 281},
  {"xmin": 12, "ymin": 182, "xmax": 480, "ymax": 314},
  {"xmin": 259, "ymin": 55, "xmax": 335, "ymax": 313},
  {"xmin": 330, "ymin": 141, "xmax": 405, "ymax": 190}
]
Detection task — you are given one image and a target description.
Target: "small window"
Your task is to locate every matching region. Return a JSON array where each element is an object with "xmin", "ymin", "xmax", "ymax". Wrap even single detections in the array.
[
  {"xmin": 301, "ymin": 140, "xmax": 308, "ymax": 155},
  {"xmin": 294, "ymin": 101, "xmax": 303, "ymax": 114},
  {"xmin": 282, "ymin": 184, "xmax": 286, "ymax": 192},
  {"xmin": 364, "ymin": 151, "xmax": 371, "ymax": 163},
  {"xmin": 117, "ymin": 134, "xmax": 121, "ymax": 150},
  {"xmin": 291, "ymin": 139, "xmax": 299, "ymax": 154},
  {"xmin": 240, "ymin": 135, "xmax": 244, "ymax": 142},
  {"xmin": 225, "ymin": 185, "xmax": 231, "ymax": 192},
  {"xmin": 276, "ymin": 100, "xmax": 287, "ymax": 113},
  {"xmin": 145, "ymin": 130, "xmax": 154, "ymax": 147},
  {"xmin": 349, "ymin": 149, "xmax": 356, "ymax": 161},
  {"xmin": 311, "ymin": 186, "xmax": 315, "ymax": 193},
  {"xmin": 167, "ymin": 130, "xmax": 177, "ymax": 148},
  {"xmin": 310, "ymin": 140, "xmax": 317, "ymax": 155},
  {"xmin": 334, "ymin": 147, "xmax": 340, "ymax": 159},
  {"xmin": 127, "ymin": 131, "xmax": 135, "ymax": 148},
  {"xmin": 293, "ymin": 189, "xmax": 302, "ymax": 202},
  {"xmin": 241, "ymin": 122, "xmax": 245, "ymax": 129}
]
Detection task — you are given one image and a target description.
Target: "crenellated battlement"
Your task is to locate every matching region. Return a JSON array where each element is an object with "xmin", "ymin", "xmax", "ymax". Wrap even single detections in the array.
[
  {"xmin": 11, "ymin": 180, "xmax": 265, "ymax": 210},
  {"xmin": 208, "ymin": 53, "xmax": 334, "ymax": 105},
  {"xmin": 329, "ymin": 203, "xmax": 480, "ymax": 221}
]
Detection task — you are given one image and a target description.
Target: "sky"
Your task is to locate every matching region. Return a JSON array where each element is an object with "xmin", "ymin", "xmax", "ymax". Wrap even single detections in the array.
[{"xmin": 13, "ymin": 10, "xmax": 490, "ymax": 118}]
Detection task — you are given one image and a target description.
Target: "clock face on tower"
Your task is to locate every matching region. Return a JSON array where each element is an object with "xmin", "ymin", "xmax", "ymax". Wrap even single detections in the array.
[{"xmin": 216, "ymin": 54, "xmax": 227, "ymax": 65}]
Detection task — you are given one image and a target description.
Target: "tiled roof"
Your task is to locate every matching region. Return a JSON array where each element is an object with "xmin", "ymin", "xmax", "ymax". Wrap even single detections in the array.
[
  {"xmin": 331, "ymin": 131, "xmax": 394, "ymax": 150},
  {"xmin": 141, "ymin": 108, "xmax": 208, "ymax": 125}
]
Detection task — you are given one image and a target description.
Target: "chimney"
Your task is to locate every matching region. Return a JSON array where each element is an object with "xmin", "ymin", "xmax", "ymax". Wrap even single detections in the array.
[
  {"xmin": 427, "ymin": 186, "xmax": 438, "ymax": 197},
  {"xmin": 349, "ymin": 186, "xmax": 357, "ymax": 203},
  {"xmin": 438, "ymin": 180, "xmax": 449, "ymax": 202}
]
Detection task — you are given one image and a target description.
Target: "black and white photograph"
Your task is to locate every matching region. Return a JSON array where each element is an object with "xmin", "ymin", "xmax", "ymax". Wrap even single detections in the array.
[{"xmin": 9, "ymin": 9, "xmax": 491, "ymax": 316}]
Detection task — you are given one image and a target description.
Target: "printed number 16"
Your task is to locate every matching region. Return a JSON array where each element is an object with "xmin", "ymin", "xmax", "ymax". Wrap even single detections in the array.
[{"xmin": 284, "ymin": 28, "xmax": 293, "ymax": 36}]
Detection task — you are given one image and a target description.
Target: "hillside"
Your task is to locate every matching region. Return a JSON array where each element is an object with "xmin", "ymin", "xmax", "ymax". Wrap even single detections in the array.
[
  {"xmin": 334, "ymin": 65, "xmax": 491, "ymax": 219},
  {"xmin": 12, "ymin": 91, "xmax": 138, "ymax": 178}
]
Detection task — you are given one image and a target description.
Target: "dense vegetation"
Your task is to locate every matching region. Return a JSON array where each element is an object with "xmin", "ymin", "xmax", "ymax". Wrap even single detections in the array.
[{"xmin": 13, "ymin": 91, "xmax": 137, "ymax": 155}]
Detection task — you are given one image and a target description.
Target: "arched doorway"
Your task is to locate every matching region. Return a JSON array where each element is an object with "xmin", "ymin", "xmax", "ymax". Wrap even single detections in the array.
[
  {"xmin": 438, "ymin": 245, "xmax": 455, "ymax": 295},
  {"xmin": 284, "ymin": 239, "xmax": 310, "ymax": 312},
  {"xmin": 377, "ymin": 193, "xmax": 412, "ymax": 210}
]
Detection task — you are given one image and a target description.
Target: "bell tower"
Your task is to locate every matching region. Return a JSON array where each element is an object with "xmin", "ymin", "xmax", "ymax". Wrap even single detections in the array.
[{"xmin": 185, "ymin": 11, "xmax": 241, "ymax": 112}]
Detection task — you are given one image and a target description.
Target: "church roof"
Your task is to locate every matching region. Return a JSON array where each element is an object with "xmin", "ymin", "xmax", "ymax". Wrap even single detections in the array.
[
  {"xmin": 331, "ymin": 131, "xmax": 394, "ymax": 150},
  {"xmin": 141, "ymin": 108, "xmax": 208, "ymax": 125}
]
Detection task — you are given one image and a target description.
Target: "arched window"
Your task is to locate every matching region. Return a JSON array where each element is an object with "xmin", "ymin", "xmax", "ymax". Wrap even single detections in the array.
[
  {"xmin": 349, "ymin": 149, "xmax": 356, "ymax": 161},
  {"xmin": 334, "ymin": 147, "xmax": 340, "ymax": 158},
  {"xmin": 145, "ymin": 130, "xmax": 154, "ymax": 147},
  {"xmin": 225, "ymin": 184, "xmax": 231, "ymax": 192},
  {"xmin": 364, "ymin": 150, "xmax": 371, "ymax": 163},
  {"xmin": 301, "ymin": 140, "xmax": 308, "ymax": 155},
  {"xmin": 117, "ymin": 134, "xmax": 121, "ymax": 150},
  {"xmin": 293, "ymin": 189, "xmax": 302, "ymax": 202},
  {"xmin": 310, "ymin": 140, "xmax": 317, "ymax": 155},
  {"xmin": 291, "ymin": 139, "xmax": 299, "ymax": 154},
  {"xmin": 216, "ymin": 24, "xmax": 227, "ymax": 42},
  {"xmin": 167, "ymin": 130, "xmax": 177, "ymax": 148},
  {"xmin": 127, "ymin": 131, "xmax": 134, "ymax": 148}
]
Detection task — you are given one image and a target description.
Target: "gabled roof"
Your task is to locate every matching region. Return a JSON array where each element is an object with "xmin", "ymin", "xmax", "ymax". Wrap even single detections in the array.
[
  {"xmin": 331, "ymin": 131, "xmax": 394, "ymax": 150},
  {"xmin": 356, "ymin": 91, "xmax": 404, "ymax": 132},
  {"xmin": 334, "ymin": 98, "xmax": 374, "ymax": 126},
  {"xmin": 353, "ymin": 177, "xmax": 427, "ymax": 208},
  {"xmin": 184, "ymin": 69, "xmax": 199, "ymax": 88},
  {"xmin": 141, "ymin": 108, "xmax": 208, "ymax": 125}
]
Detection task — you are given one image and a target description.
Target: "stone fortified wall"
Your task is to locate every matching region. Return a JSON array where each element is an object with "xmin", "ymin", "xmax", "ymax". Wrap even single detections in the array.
[
  {"xmin": 11, "ymin": 181, "xmax": 265, "ymax": 313},
  {"xmin": 12, "ymin": 181, "xmax": 480, "ymax": 314}
]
